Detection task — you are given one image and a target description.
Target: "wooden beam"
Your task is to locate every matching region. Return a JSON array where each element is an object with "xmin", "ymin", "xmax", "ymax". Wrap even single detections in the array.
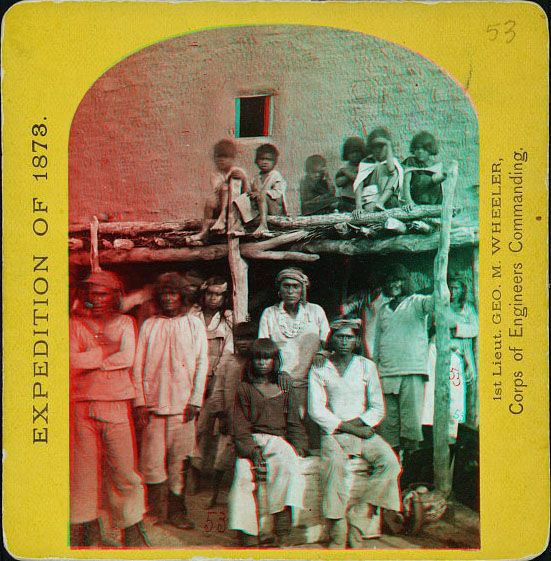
[
  {"xmin": 266, "ymin": 206, "xmax": 447, "ymax": 229},
  {"xmin": 433, "ymin": 161, "xmax": 458, "ymax": 498},
  {"xmin": 301, "ymin": 227, "xmax": 477, "ymax": 255},
  {"xmin": 68, "ymin": 206, "xmax": 449, "ymax": 235},
  {"xmin": 69, "ymin": 245, "xmax": 230, "ymax": 265},
  {"xmin": 69, "ymin": 219, "xmax": 202, "ymax": 235}
]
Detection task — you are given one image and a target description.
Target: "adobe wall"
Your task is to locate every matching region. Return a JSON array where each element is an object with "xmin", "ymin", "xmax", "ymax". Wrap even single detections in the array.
[{"xmin": 69, "ymin": 25, "xmax": 478, "ymax": 223}]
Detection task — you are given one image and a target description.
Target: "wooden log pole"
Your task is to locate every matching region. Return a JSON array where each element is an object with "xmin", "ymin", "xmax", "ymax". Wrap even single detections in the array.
[
  {"xmin": 68, "ymin": 205, "xmax": 449, "ymax": 235},
  {"xmin": 227, "ymin": 178, "xmax": 249, "ymax": 324},
  {"xmin": 433, "ymin": 161, "xmax": 459, "ymax": 498},
  {"xmin": 471, "ymin": 246, "xmax": 480, "ymax": 428},
  {"xmin": 298, "ymin": 227, "xmax": 478, "ymax": 256},
  {"xmin": 90, "ymin": 216, "xmax": 101, "ymax": 272}
]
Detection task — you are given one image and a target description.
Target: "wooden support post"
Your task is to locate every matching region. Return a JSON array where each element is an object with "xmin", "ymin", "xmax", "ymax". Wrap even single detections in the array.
[
  {"xmin": 433, "ymin": 161, "xmax": 458, "ymax": 498},
  {"xmin": 227, "ymin": 178, "xmax": 249, "ymax": 324},
  {"xmin": 90, "ymin": 216, "xmax": 101, "ymax": 272},
  {"xmin": 471, "ymin": 246, "xmax": 480, "ymax": 428}
]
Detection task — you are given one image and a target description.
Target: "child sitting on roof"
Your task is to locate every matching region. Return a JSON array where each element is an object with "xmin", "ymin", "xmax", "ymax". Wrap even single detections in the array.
[
  {"xmin": 187, "ymin": 139, "xmax": 249, "ymax": 246},
  {"xmin": 400, "ymin": 131, "xmax": 447, "ymax": 211},
  {"xmin": 335, "ymin": 137, "xmax": 367, "ymax": 213},
  {"xmin": 250, "ymin": 143, "xmax": 288, "ymax": 237},
  {"xmin": 299, "ymin": 154, "xmax": 338, "ymax": 215},
  {"xmin": 352, "ymin": 128, "xmax": 402, "ymax": 217}
]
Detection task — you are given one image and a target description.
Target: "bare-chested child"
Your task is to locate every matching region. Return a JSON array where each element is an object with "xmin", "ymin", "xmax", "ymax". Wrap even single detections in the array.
[
  {"xmin": 299, "ymin": 154, "xmax": 338, "ymax": 215},
  {"xmin": 335, "ymin": 137, "xmax": 367, "ymax": 213},
  {"xmin": 188, "ymin": 139, "xmax": 249, "ymax": 245},
  {"xmin": 401, "ymin": 131, "xmax": 447, "ymax": 211},
  {"xmin": 250, "ymin": 144, "xmax": 288, "ymax": 237}
]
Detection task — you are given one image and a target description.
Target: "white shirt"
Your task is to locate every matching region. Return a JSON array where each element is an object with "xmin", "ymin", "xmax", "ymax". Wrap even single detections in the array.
[
  {"xmin": 259, "ymin": 302, "xmax": 330, "ymax": 387},
  {"xmin": 133, "ymin": 313, "xmax": 208, "ymax": 413},
  {"xmin": 309, "ymin": 355, "xmax": 385, "ymax": 435}
]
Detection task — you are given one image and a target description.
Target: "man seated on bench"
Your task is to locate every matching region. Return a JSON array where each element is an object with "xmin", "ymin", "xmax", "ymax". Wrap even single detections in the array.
[{"xmin": 308, "ymin": 318, "xmax": 402, "ymax": 548}]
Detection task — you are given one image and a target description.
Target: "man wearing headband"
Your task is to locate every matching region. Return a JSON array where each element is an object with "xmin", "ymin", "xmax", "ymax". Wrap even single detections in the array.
[
  {"xmin": 190, "ymin": 276, "xmax": 234, "ymax": 491},
  {"xmin": 133, "ymin": 272, "xmax": 208, "ymax": 530},
  {"xmin": 259, "ymin": 267, "xmax": 330, "ymax": 448},
  {"xmin": 372, "ymin": 264, "xmax": 434, "ymax": 475},
  {"xmin": 69, "ymin": 271, "xmax": 149, "ymax": 547},
  {"xmin": 309, "ymin": 318, "xmax": 401, "ymax": 547}
]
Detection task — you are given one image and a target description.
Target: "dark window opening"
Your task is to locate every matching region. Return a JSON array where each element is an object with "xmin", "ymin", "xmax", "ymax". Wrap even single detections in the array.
[{"xmin": 236, "ymin": 95, "xmax": 271, "ymax": 138}]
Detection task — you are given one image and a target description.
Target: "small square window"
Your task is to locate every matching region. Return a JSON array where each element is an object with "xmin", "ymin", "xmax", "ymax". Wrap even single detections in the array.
[{"xmin": 235, "ymin": 95, "xmax": 271, "ymax": 138}]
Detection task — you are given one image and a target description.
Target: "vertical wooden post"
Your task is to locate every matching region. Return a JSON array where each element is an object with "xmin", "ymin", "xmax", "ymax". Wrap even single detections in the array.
[
  {"xmin": 470, "ymin": 246, "xmax": 480, "ymax": 428},
  {"xmin": 433, "ymin": 161, "xmax": 458, "ymax": 497},
  {"xmin": 90, "ymin": 215, "xmax": 101, "ymax": 272},
  {"xmin": 227, "ymin": 178, "xmax": 249, "ymax": 324}
]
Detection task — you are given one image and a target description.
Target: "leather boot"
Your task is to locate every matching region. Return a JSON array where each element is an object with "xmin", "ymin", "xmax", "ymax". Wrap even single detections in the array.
[
  {"xmin": 274, "ymin": 508, "xmax": 292, "ymax": 546},
  {"xmin": 146, "ymin": 482, "xmax": 167, "ymax": 523},
  {"xmin": 239, "ymin": 531, "xmax": 259, "ymax": 547},
  {"xmin": 328, "ymin": 518, "xmax": 348, "ymax": 549},
  {"xmin": 69, "ymin": 519, "xmax": 102, "ymax": 547},
  {"xmin": 166, "ymin": 489, "xmax": 195, "ymax": 530},
  {"xmin": 123, "ymin": 521, "xmax": 151, "ymax": 548}
]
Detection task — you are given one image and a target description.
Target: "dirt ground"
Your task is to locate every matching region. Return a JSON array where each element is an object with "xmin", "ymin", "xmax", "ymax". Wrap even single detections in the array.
[{"xmin": 97, "ymin": 478, "xmax": 480, "ymax": 553}]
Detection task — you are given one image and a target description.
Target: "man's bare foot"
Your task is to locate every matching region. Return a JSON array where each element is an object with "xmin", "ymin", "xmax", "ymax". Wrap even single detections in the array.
[
  {"xmin": 186, "ymin": 232, "xmax": 208, "ymax": 246},
  {"xmin": 210, "ymin": 218, "xmax": 227, "ymax": 233},
  {"xmin": 253, "ymin": 224, "xmax": 269, "ymax": 238}
]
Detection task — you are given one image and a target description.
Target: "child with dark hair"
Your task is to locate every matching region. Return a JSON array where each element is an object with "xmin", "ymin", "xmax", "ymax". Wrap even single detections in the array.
[
  {"xmin": 352, "ymin": 128, "xmax": 402, "ymax": 216},
  {"xmin": 299, "ymin": 154, "xmax": 338, "ymax": 215},
  {"xmin": 229, "ymin": 338, "xmax": 307, "ymax": 547},
  {"xmin": 335, "ymin": 137, "xmax": 367, "ymax": 212},
  {"xmin": 401, "ymin": 131, "xmax": 447, "ymax": 210},
  {"xmin": 208, "ymin": 327, "xmax": 294, "ymax": 508},
  {"xmin": 249, "ymin": 143, "xmax": 288, "ymax": 237},
  {"xmin": 187, "ymin": 139, "xmax": 249, "ymax": 245}
]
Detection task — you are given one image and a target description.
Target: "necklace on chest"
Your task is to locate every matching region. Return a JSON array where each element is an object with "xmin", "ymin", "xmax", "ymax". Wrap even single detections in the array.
[{"xmin": 277, "ymin": 305, "xmax": 306, "ymax": 338}]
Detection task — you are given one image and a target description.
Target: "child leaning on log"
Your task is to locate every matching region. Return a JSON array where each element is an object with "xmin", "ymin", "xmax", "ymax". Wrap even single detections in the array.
[
  {"xmin": 400, "ymin": 131, "xmax": 447, "ymax": 211},
  {"xmin": 299, "ymin": 154, "xmax": 338, "ymax": 215},
  {"xmin": 335, "ymin": 136, "xmax": 367, "ymax": 213},
  {"xmin": 187, "ymin": 139, "xmax": 249, "ymax": 246},
  {"xmin": 352, "ymin": 128, "xmax": 402, "ymax": 217}
]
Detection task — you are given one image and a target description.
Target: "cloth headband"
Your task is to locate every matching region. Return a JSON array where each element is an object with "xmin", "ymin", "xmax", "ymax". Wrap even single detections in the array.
[
  {"xmin": 83, "ymin": 271, "xmax": 123, "ymax": 292},
  {"xmin": 330, "ymin": 318, "xmax": 362, "ymax": 332},
  {"xmin": 276, "ymin": 268, "xmax": 310, "ymax": 288}
]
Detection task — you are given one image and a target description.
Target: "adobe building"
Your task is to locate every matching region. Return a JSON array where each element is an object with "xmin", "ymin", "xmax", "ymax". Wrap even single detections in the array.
[{"xmin": 69, "ymin": 25, "xmax": 478, "ymax": 222}]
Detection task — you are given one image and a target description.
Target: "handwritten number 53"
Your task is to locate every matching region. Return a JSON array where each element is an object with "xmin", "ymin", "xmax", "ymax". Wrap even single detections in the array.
[{"xmin": 487, "ymin": 21, "xmax": 516, "ymax": 43}]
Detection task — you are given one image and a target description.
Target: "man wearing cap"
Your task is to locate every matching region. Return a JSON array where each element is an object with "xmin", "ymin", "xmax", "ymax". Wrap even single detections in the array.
[
  {"xmin": 372, "ymin": 264, "xmax": 434, "ymax": 468},
  {"xmin": 133, "ymin": 272, "xmax": 208, "ymax": 530},
  {"xmin": 309, "ymin": 318, "xmax": 402, "ymax": 547},
  {"xmin": 69, "ymin": 271, "xmax": 149, "ymax": 547},
  {"xmin": 259, "ymin": 267, "xmax": 330, "ymax": 449}
]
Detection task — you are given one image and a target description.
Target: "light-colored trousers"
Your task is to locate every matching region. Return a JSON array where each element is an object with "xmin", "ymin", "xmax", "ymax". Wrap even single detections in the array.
[
  {"xmin": 139, "ymin": 413, "xmax": 196, "ymax": 495},
  {"xmin": 228, "ymin": 434, "xmax": 305, "ymax": 536},
  {"xmin": 70, "ymin": 401, "xmax": 146, "ymax": 528},
  {"xmin": 321, "ymin": 433, "xmax": 402, "ymax": 519}
]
